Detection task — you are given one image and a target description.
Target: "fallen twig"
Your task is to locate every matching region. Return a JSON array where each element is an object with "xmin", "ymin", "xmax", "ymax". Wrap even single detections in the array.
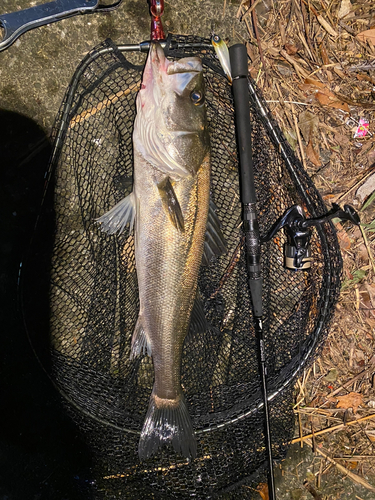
[
  {"xmin": 292, "ymin": 413, "xmax": 375, "ymax": 444},
  {"xmin": 360, "ymin": 224, "xmax": 375, "ymax": 276},
  {"xmin": 69, "ymin": 84, "xmax": 140, "ymax": 128},
  {"xmin": 303, "ymin": 438, "xmax": 375, "ymax": 492},
  {"xmin": 279, "ymin": 49, "xmax": 310, "ymax": 78}
]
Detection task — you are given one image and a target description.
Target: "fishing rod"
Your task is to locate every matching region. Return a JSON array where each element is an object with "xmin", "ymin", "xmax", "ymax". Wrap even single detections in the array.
[
  {"xmin": 229, "ymin": 43, "xmax": 276, "ymax": 499},
  {"xmin": 228, "ymin": 42, "xmax": 361, "ymax": 500}
]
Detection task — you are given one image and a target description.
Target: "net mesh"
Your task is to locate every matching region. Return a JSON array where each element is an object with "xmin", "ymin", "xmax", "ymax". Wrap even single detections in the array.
[{"xmin": 21, "ymin": 36, "xmax": 342, "ymax": 498}]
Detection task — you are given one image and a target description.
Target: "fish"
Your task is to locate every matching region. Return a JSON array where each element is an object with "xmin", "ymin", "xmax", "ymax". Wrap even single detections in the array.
[{"xmin": 96, "ymin": 42, "xmax": 226, "ymax": 460}]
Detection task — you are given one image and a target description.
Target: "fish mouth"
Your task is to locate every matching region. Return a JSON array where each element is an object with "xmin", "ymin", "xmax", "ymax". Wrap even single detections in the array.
[
  {"xmin": 149, "ymin": 42, "xmax": 168, "ymax": 72},
  {"xmin": 148, "ymin": 42, "xmax": 202, "ymax": 75}
]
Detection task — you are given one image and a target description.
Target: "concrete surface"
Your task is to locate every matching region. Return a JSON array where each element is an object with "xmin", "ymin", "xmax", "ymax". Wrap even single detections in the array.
[{"xmin": 0, "ymin": 0, "xmax": 246, "ymax": 133}]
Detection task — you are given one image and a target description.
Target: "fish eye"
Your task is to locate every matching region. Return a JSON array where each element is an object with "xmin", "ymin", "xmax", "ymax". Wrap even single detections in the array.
[{"xmin": 190, "ymin": 90, "xmax": 204, "ymax": 105}]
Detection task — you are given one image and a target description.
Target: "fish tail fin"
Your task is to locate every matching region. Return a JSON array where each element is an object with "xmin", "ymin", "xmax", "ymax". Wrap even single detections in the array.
[{"xmin": 139, "ymin": 388, "xmax": 197, "ymax": 461}]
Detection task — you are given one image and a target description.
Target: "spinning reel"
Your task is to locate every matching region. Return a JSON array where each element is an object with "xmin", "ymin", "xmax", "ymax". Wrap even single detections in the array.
[{"xmin": 262, "ymin": 204, "xmax": 360, "ymax": 270}]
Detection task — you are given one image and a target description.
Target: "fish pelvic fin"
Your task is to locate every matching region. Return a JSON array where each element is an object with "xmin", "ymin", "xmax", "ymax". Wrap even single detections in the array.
[
  {"xmin": 130, "ymin": 316, "xmax": 152, "ymax": 359},
  {"xmin": 157, "ymin": 177, "xmax": 185, "ymax": 232},
  {"xmin": 139, "ymin": 388, "xmax": 197, "ymax": 461},
  {"xmin": 202, "ymin": 199, "xmax": 227, "ymax": 265},
  {"xmin": 96, "ymin": 192, "xmax": 136, "ymax": 235}
]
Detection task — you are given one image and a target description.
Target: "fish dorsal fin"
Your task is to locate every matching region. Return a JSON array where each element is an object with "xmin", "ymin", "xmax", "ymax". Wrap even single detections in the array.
[
  {"xmin": 188, "ymin": 292, "xmax": 209, "ymax": 338},
  {"xmin": 157, "ymin": 177, "xmax": 185, "ymax": 232},
  {"xmin": 202, "ymin": 200, "xmax": 226, "ymax": 265},
  {"xmin": 96, "ymin": 192, "xmax": 136, "ymax": 235},
  {"xmin": 186, "ymin": 291, "xmax": 221, "ymax": 342}
]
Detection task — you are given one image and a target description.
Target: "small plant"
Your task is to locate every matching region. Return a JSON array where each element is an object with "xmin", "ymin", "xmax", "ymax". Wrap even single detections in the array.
[{"xmin": 341, "ymin": 268, "xmax": 367, "ymax": 290}]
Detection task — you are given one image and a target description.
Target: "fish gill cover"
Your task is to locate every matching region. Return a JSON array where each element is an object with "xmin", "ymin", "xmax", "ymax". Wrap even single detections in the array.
[{"xmin": 21, "ymin": 35, "xmax": 342, "ymax": 499}]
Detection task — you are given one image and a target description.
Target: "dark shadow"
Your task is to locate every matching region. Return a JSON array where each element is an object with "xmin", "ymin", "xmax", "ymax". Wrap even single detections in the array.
[{"xmin": 0, "ymin": 109, "xmax": 93, "ymax": 500}]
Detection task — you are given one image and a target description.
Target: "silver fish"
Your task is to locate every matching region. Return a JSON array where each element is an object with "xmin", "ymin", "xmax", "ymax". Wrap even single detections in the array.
[{"xmin": 97, "ymin": 42, "xmax": 225, "ymax": 460}]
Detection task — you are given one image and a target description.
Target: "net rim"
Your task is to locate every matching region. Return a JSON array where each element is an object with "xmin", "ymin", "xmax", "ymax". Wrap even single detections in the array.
[{"xmin": 36, "ymin": 36, "xmax": 342, "ymax": 436}]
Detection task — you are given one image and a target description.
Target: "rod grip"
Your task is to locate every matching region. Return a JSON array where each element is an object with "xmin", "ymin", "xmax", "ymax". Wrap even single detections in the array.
[
  {"xmin": 229, "ymin": 42, "xmax": 248, "ymax": 78},
  {"xmin": 229, "ymin": 43, "xmax": 256, "ymax": 204}
]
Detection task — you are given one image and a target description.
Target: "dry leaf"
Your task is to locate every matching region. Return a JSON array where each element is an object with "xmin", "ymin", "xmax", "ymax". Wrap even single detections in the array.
[
  {"xmin": 333, "ymin": 66, "xmax": 346, "ymax": 79},
  {"xmin": 347, "ymin": 461, "xmax": 358, "ymax": 470},
  {"xmin": 365, "ymin": 430, "xmax": 375, "ymax": 442},
  {"xmin": 284, "ymin": 43, "xmax": 298, "ymax": 55},
  {"xmin": 299, "ymin": 79, "xmax": 350, "ymax": 111},
  {"xmin": 257, "ymin": 483, "xmax": 269, "ymax": 500},
  {"xmin": 317, "ymin": 15, "xmax": 338, "ymax": 37},
  {"xmin": 337, "ymin": 229, "xmax": 351, "ymax": 250},
  {"xmin": 283, "ymin": 127, "xmax": 297, "ymax": 150},
  {"xmin": 323, "ymin": 193, "xmax": 337, "ymax": 201},
  {"xmin": 266, "ymin": 47, "xmax": 281, "ymax": 58},
  {"xmin": 358, "ymin": 243, "xmax": 369, "ymax": 264},
  {"xmin": 356, "ymin": 73, "xmax": 372, "ymax": 82},
  {"xmin": 334, "ymin": 133, "xmax": 348, "ymax": 147},
  {"xmin": 303, "ymin": 78, "xmax": 326, "ymax": 88},
  {"xmin": 356, "ymin": 172, "xmax": 375, "ymax": 202},
  {"xmin": 306, "ymin": 139, "xmax": 322, "ymax": 167},
  {"xmin": 365, "ymin": 283, "xmax": 375, "ymax": 308},
  {"xmin": 338, "ymin": 0, "xmax": 354, "ymax": 19},
  {"xmin": 336, "ymin": 392, "xmax": 363, "ymax": 412},
  {"xmin": 315, "ymin": 91, "xmax": 350, "ymax": 111},
  {"xmin": 357, "ymin": 29, "xmax": 375, "ymax": 45},
  {"xmin": 298, "ymin": 110, "xmax": 319, "ymax": 143}
]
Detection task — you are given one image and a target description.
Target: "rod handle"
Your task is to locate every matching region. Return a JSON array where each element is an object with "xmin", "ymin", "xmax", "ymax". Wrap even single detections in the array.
[{"xmin": 229, "ymin": 43, "xmax": 256, "ymax": 204}]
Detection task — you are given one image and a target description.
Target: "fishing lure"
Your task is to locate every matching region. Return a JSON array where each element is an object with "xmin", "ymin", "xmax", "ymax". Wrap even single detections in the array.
[{"xmin": 211, "ymin": 34, "xmax": 232, "ymax": 83}]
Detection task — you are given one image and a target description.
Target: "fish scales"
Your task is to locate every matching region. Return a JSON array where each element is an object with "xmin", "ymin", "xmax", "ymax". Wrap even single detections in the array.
[
  {"xmin": 135, "ymin": 152, "xmax": 210, "ymax": 401},
  {"xmin": 96, "ymin": 42, "xmax": 224, "ymax": 460}
]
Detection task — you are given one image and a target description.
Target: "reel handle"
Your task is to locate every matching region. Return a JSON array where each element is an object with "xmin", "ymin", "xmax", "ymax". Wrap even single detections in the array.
[{"xmin": 262, "ymin": 204, "xmax": 360, "ymax": 270}]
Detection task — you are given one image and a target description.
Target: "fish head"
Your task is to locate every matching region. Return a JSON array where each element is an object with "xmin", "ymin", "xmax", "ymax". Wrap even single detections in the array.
[{"xmin": 134, "ymin": 43, "xmax": 209, "ymax": 178}]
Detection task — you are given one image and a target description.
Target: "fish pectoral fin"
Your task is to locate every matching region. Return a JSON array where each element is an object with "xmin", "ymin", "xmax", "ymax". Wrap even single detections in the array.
[
  {"xmin": 130, "ymin": 316, "xmax": 152, "ymax": 359},
  {"xmin": 96, "ymin": 192, "xmax": 136, "ymax": 235},
  {"xmin": 202, "ymin": 199, "xmax": 227, "ymax": 265},
  {"xmin": 187, "ymin": 292, "xmax": 209, "ymax": 338},
  {"xmin": 138, "ymin": 387, "xmax": 196, "ymax": 460},
  {"xmin": 157, "ymin": 177, "xmax": 185, "ymax": 232}
]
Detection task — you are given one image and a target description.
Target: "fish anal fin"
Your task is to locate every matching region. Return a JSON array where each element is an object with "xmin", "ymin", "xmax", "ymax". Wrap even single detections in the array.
[
  {"xmin": 130, "ymin": 316, "xmax": 152, "ymax": 359},
  {"xmin": 138, "ymin": 387, "xmax": 196, "ymax": 460},
  {"xmin": 96, "ymin": 192, "xmax": 136, "ymax": 235},
  {"xmin": 157, "ymin": 177, "xmax": 185, "ymax": 232},
  {"xmin": 203, "ymin": 199, "xmax": 226, "ymax": 265}
]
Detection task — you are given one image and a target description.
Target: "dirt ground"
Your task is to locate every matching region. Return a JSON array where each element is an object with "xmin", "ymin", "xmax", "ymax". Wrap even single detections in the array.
[{"xmin": 235, "ymin": 0, "xmax": 375, "ymax": 497}]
